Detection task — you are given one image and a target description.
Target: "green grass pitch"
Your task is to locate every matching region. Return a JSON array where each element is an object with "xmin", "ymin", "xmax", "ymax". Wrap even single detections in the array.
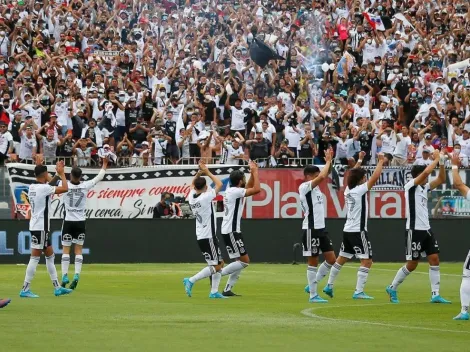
[{"xmin": 0, "ymin": 263, "xmax": 468, "ymax": 352}]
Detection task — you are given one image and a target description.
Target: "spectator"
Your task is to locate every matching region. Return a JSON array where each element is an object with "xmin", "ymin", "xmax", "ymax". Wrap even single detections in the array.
[{"xmin": 153, "ymin": 192, "xmax": 182, "ymax": 219}]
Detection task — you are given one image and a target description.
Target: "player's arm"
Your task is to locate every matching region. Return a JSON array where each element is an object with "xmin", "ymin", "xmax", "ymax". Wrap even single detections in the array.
[
  {"xmin": 48, "ymin": 173, "xmax": 61, "ymax": 186},
  {"xmin": 451, "ymin": 154, "xmax": 470, "ymax": 197},
  {"xmin": 89, "ymin": 158, "xmax": 108, "ymax": 187},
  {"xmin": 198, "ymin": 160, "xmax": 223, "ymax": 194},
  {"xmin": 430, "ymin": 152, "xmax": 446, "ymax": 190},
  {"xmin": 415, "ymin": 149, "xmax": 440, "ymax": 186},
  {"xmin": 310, "ymin": 149, "xmax": 333, "ymax": 188},
  {"xmin": 366, "ymin": 153, "xmax": 385, "ymax": 190},
  {"xmin": 54, "ymin": 161, "xmax": 69, "ymax": 194},
  {"xmin": 354, "ymin": 151, "xmax": 366, "ymax": 169},
  {"xmin": 245, "ymin": 161, "xmax": 260, "ymax": 197}
]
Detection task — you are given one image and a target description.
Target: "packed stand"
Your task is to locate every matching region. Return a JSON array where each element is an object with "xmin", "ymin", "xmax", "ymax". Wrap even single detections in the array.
[{"xmin": 0, "ymin": 0, "xmax": 468, "ymax": 168}]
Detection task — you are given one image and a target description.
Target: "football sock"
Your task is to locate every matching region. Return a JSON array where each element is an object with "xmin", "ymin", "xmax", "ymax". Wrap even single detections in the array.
[
  {"xmin": 224, "ymin": 269, "xmax": 242, "ymax": 292},
  {"xmin": 189, "ymin": 266, "xmax": 215, "ymax": 284},
  {"xmin": 45, "ymin": 254, "xmax": 60, "ymax": 289},
  {"xmin": 307, "ymin": 266, "xmax": 318, "ymax": 298},
  {"xmin": 61, "ymin": 254, "xmax": 70, "ymax": 276},
  {"xmin": 355, "ymin": 267, "xmax": 370, "ymax": 294},
  {"xmin": 429, "ymin": 265, "xmax": 440, "ymax": 297},
  {"xmin": 460, "ymin": 276, "xmax": 470, "ymax": 314},
  {"xmin": 211, "ymin": 271, "xmax": 222, "ymax": 294},
  {"xmin": 221, "ymin": 261, "xmax": 249, "ymax": 276},
  {"xmin": 75, "ymin": 255, "xmax": 83, "ymax": 275},
  {"xmin": 390, "ymin": 266, "xmax": 410, "ymax": 290},
  {"xmin": 327, "ymin": 263, "xmax": 342, "ymax": 287},
  {"xmin": 316, "ymin": 261, "xmax": 332, "ymax": 282},
  {"xmin": 22, "ymin": 256, "xmax": 40, "ymax": 291}
]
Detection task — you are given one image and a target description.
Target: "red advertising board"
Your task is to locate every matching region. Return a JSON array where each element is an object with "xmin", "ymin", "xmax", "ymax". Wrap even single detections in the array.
[{"xmin": 245, "ymin": 169, "xmax": 406, "ymax": 219}]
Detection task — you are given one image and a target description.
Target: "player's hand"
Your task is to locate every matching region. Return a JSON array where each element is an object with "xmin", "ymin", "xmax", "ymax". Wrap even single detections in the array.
[
  {"xmin": 359, "ymin": 151, "xmax": 366, "ymax": 159},
  {"xmin": 249, "ymin": 160, "xmax": 258, "ymax": 172},
  {"xmin": 324, "ymin": 149, "xmax": 333, "ymax": 163},
  {"xmin": 35, "ymin": 154, "xmax": 44, "ymax": 165},
  {"xmin": 102, "ymin": 157, "xmax": 108, "ymax": 169},
  {"xmin": 377, "ymin": 153, "xmax": 384, "ymax": 162},
  {"xmin": 432, "ymin": 149, "xmax": 440, "ymax": 160},
  {"xmin": 451, "ymin": 153, "xmax": 460, "ymax": 166},
  {"xmin": 56, "ymin": 160, "xmax": 65, "ymax": 175},
  {"xmin": 198, "ymin": 160, "xmax": 208, "ymax": 174}
]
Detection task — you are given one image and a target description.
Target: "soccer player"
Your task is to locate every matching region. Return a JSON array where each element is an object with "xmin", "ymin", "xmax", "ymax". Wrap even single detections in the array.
[
  {"xmin": 451, "ymin": 154, "xmax": 470, "ymax": 320},
  {"xmin": 299, "ymin": 149, "xmax": 335, "ymax": 303},
  {"xmin": 323, "ymin": 153, "xmax": 385, "ymax": 300},
  {"xmin": 218, "ymin": 161, "xmax": 261, "ymax": 296},
  {"xmin": 183, "ymin": 161, "xmax": 224, "ymax": 298},
  {"xmin": 0, "ymin": 298, "xmax": 11, "ymax": 308},
  {"xmin": 386, "ymin": 149, "xmax": 451, "ymax": 305},
  {"xmin": 60, "ymin": 158, "xmax": 108, "ymax": 290},
  {"xmin": 20, "ymin": 161, "xmax": 72, "ymax": 298}
]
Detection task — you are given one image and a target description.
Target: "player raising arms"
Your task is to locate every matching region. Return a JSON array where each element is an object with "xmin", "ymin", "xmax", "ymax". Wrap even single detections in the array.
[
  {"xmin": 20, "ymin": 161, "xmax": 72, "ymax": 298},
  {"xmin": 451, "ymin": 154, "xmax": 470, "ymax": 320},
  {"xmin": 386, "ymin": 149, "xmax": 451, "ymax": 305},
  {"xmin": 60, "ymin": 158, "xmax": 108, "ymax": 290},
  {"xmin": 299, "ymin": 149, "xmax": 335, "ymax": 303},
  {"xmin": 217, "ymin": 161, "xmax": 261, "ymax": 297},
  {"xmin": 183, "ymin": 161, "xmax": 224, "ymax": 299},
  {"xmin": 323, "ymin": 153, "xmax": 385, "ymax": 300}
]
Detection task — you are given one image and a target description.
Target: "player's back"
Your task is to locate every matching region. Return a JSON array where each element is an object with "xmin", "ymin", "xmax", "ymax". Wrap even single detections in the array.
[
  {"xmin": 343, "ymin": 183, "xmax": 369, "ymax": 232},
  {"xmin": 189, "ymin": 188, "xmax": 217, "ymax": 239},
  {"xmin": 221, "ymin": 187, "xmax": 246, "ymax": 234},
  {"xmin": 298, "ymin": 181, "xmax": 325, "ymax": 230},
  {"xmin": 404, "ymin": 179, "xmax": 430, "ymax": 230},
  {"xmin": 63, "ymin": 181, "xmax": 95, "ymax": 222},
  {"xmin": 28, "ymin": 183, "xmax": 55, "ymax": 232}
]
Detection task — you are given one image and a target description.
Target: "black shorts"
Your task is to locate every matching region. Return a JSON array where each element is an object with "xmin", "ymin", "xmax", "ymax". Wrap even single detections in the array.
[
  {"xmin": 339, "ymin": 231, "xmax": 372, "ymax": 259},
  {"xmin": 30, "ymin": 231, "xmax": 51, "ymax": 250},
  {"xmin": 197, "ymin": 236, "xmax": 223, "ymax": 266},
  {"xmin": 189, "ymin": 144, "xmax": 200, "ymax": 158},
  {"xmin": 61, "ymin": 220, "xmax": 86, "ymax": 246},
  {"xmin": 222, "ymin": 232, "xmax": 248, "ymax": 259},
  {"xmin": 166, "ymin": 144, "xmax": 180, "ymax": 158},
  {"xmin": 302, "ymin": 229, "xmax": 334, "ymax": 257},
  {"xmin": 405, "ymin": 229, "xmax": 440, "ymax": 261}
]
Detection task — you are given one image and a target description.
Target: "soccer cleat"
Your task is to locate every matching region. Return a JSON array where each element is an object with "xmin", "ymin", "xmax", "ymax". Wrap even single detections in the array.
[
  {"xmin": 304, "ymin": 285, "xmax": 310, "ymax": 294},
  {"xmin": 386, "ymin": 286, "xmax": 399, "ymax": 304},
  {"xmin": 222, "ymin": 290, "xmax": 241, "ymax": 297},
  {"xmin": 353, "ymin": 292, "xmax": 374, "ymax": 300},
  {"xmin": 209, "ymin": 292, "xmax": 228, "ymax": 299},
  {"xmin": 69, "ymin": 274, "xmax": 80, "ymax": 290},
  {"xmin": 430, "ymin": 295, "xmax": 451, "ymax": 304},
  {"xmin": 453, "ymin": 312, "xmax": 469, "ymax": 321},
  {"xmin": 322, "ymin": 285, "xmax": 334, "ymax": 298},
  {"xmin": 0, "ymin": 298, "xmax": 11, "ymax": 308},
  {"xmin": 183, "ymin": 278, "xmax": 193, "ymax": 298},
  {"xmin": 61, "ymin": 274, "xmax": 69, "ymax": 288},
  {"xmin": 309, "ymin": 295, "xmax": 328, "ymax": 303},
  {"xmin": 54, "ymin": 287, "xmax": 73, "ymax": 297},
  {"xmin": 19, "ymin": 290, "xmax": 39, "ymax": 298}
]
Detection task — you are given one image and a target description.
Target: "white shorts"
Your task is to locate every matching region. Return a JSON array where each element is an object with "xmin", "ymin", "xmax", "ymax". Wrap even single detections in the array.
[{"xmin": 463, "ymin": 250, "xmax": 470, "ymax": 278}]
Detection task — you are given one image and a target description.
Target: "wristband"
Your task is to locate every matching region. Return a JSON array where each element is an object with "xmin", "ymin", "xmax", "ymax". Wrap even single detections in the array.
[
  {"xmin": 452, "ymin": 165, "xmax": 458, "ymax": 170},
  {"xmin": 439, "ymin": 155, "xmax": 445, "ymax": 166},
  {"xmin": 358, "ymin": 159, "xmax": 363, "ymax": 163}
]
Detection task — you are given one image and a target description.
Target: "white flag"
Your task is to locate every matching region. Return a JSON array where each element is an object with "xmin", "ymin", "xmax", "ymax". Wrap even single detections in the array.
[{"xmin": 394, "ymin": 13, "xmax": 415, "ymax": 31}]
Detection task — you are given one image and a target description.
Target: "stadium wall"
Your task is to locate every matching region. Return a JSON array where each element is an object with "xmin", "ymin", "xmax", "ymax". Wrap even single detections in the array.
[{"xmin": 0, "ymin": 219, "xmax": 468, "ymax": 264}]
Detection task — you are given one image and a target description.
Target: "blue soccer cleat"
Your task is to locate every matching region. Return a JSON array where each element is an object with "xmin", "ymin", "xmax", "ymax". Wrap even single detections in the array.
[
  {"xmin": 309, "ymin": 295, "xmax": 328, "ymax": 303},
  {"xmin": 386, "ymin": 286, "xmax": 399, "ymax": 303},
  {"xmin": 304, "ymin": 285, "xmax": 310, "ymax": 294},
  {"xmin": 19, "ymin": 290, "xmax": 39, "ymax": 298},
  {"xmin": 54, "ymin": 287, "xmax": 73, "ymax": 297},
  {"xmin": 353, "ymin": 292, "xmax": 374, "ymax": 300},
  {"xmin": 453, "ymin": 312, "xmax": 469, "ymax": 321},
  {"xmin": 61, "ymin": 274, "xmax": 69, "ymax": 288},
  {"xmin": 183, "ymin": 278, "xmax": 193, "ymax": 297},
  {"xmin": 323, "ymin": 285, "xmax": 334, "ymax": 298},
  {"xmin": 69, "ymin": 274, "xmax": 80, "ymax": 290},
  {"xmin": 0, "ymin": 298, "xmax": 11, "ymax": 308},
  {"xmin": 430, "ymin": 295, "xmax": 451, "ymax": 304},
  {"xmin": 209, "ymin": 292, "xmax": 228, "ymax": 299}
]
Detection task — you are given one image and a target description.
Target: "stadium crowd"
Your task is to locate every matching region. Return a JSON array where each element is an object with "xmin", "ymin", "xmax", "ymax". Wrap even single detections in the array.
[{"xmin": 0, "ymin": 0, "xmax": 468, "ymax": 168}]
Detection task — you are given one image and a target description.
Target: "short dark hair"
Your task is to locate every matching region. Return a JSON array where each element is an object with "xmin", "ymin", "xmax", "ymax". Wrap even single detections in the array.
[
  {"xmin": 34, "ymin": 165, "xmax": 48, "ymax": 177},
  {"xmin": 71, "ymin": 167, "xmax": 82, "ymax": 179},
  {"xmin": 411, "ymin": 165, "xmax": 427, "ymax": 178},
  {"xmin": 229, "ymin": 170, "xmax": 244, "ymax": 187},
  {"xmin": 194, "ymin": 177, "xmax": 206, "ymax": 191},
  {"xmin": 304, "ymin": 165, "xmax": 320, "ymax": 176},
  {"xmin": 347, "ymin": 168, "xmax": 367, "ymax": 189}
]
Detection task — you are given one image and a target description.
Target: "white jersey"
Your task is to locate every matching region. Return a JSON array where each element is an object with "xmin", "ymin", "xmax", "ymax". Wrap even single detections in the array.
[
  {"xmin": 63, "ymin": 170, "xmax": 105, "ymax": 221},
  {"xmin": 404, "ymin": 179, "xmax": 430, "ymax": 231},
  {"xmin": 343, "ymin": 183, "xmax": 369, "ymax": 232},
  {"xmin": 188, "ymin": 187, "xmax": 217, "ymax": 240},
  {"xmin": 28, "ymin": 183, "xmax": 56, "ymax": 232},
  {"xmin": 221, "ymin": 187, "xmax": 246, "ymax": 234},
  {"xmin": 298, "ymin": 181, "xmax": 325, "ymax": 230}
]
